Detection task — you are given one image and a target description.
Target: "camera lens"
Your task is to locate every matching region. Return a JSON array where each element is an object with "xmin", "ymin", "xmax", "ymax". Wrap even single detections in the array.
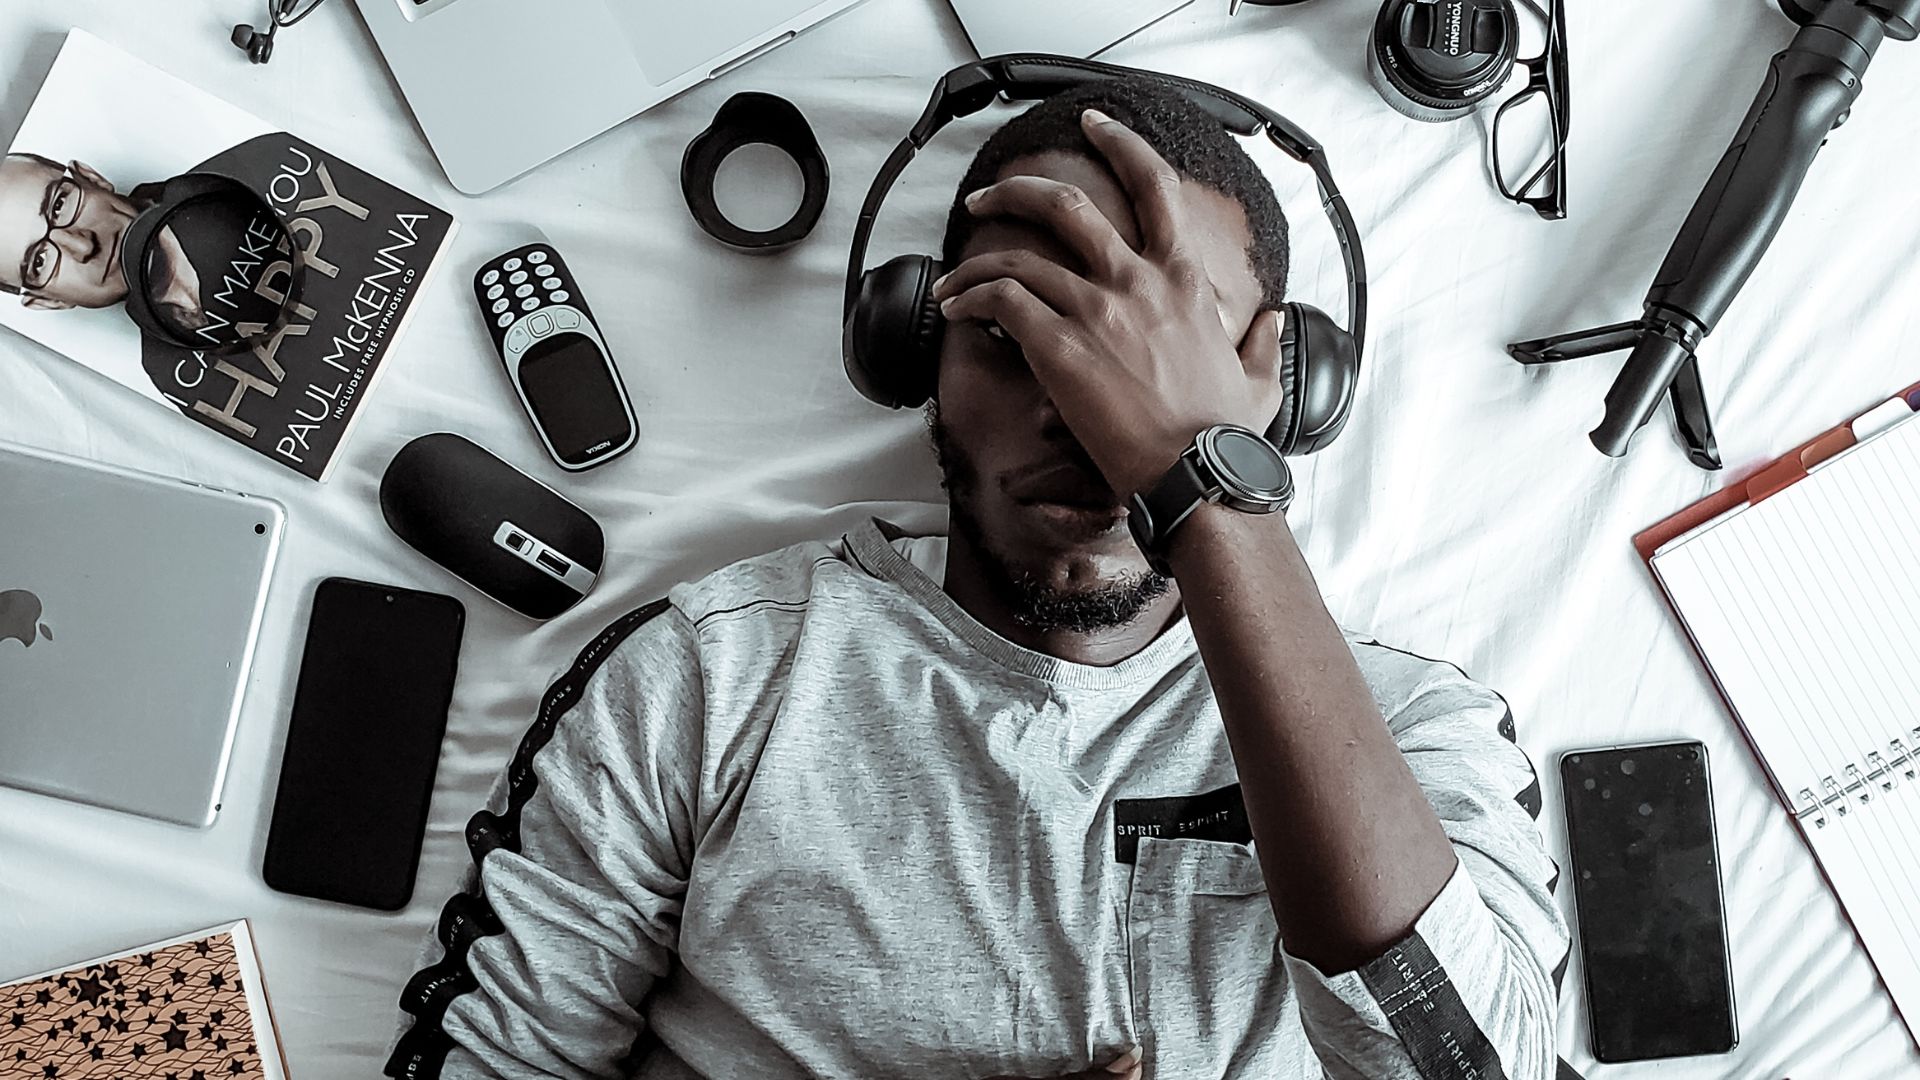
[
  {"xmin": 385, "ymin": 594, "xmax": 395, "ymax": 604},
  {"xmin": 1368, "ymin": 0, "xmax": 1519, "ymax": 123}
]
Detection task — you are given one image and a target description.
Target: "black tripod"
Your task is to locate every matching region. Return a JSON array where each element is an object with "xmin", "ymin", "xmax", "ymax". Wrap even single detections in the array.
[{"xmin": 1508, "ymin": 0, "xmax": 1920, "ymax": 470}]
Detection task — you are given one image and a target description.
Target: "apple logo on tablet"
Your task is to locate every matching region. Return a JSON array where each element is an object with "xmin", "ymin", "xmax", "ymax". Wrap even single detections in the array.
[{"xmin": 0, "ymin": 589, "xmax": 53, "ymax": 648}]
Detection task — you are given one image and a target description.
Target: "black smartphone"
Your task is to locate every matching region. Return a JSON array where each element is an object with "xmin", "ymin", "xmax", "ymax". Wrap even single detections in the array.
[
  {"xmin": 263, "ymin": 578, "xmax": 465, "ymax": 911},
  {"xmin": 1561, "ymin": 740, "xmax": 1737, "ymax": 1062}
]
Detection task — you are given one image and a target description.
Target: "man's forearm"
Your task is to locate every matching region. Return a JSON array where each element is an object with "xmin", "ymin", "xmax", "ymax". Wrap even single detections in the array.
[{"xmin": 1166, "ymin": 502, "xmax": 1459, "ymax": 974}]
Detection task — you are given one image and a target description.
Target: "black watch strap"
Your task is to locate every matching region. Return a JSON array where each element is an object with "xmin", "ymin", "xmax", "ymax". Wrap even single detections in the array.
[
  {"xmin": 1127, "ymin": 425, "xmax": 1291, "ymax": 576},
  {"xmin": 1128, "ymin": 451, "xmax": 1215, "ymax": 576}
]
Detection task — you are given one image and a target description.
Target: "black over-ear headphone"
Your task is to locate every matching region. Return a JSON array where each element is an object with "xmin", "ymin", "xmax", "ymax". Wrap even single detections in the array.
[
  {"xmin": 120, "ymin": 172, "xmax": 308, "ymax": 354},
  {"xmin": 842, "ymin": 54, "xmax": 1369, "ymax": 456}
]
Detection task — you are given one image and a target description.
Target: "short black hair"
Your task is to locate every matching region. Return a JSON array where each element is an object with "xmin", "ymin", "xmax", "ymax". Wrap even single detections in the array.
[
  {"xmin": 0, "ymin": 152, "xmax": 63, "ymax": 296},
  {"xmin": 941, "ymin": 76, "xmax": 1289, "ymax": 310}
]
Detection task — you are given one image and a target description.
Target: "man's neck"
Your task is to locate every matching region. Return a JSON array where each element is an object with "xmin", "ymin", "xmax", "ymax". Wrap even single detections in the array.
[{"xmin": 940, "ymin": 528, "xmax": 1184, "ymax": 667}]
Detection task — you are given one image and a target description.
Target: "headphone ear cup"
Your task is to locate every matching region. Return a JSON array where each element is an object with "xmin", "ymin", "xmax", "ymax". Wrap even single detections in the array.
[
  {"xmin": 1268, "ymin": 303, "xmax": 1360, "ymax": 455},
  {"xmin": 843, "ymin": 254, "xmax": 945, "ymax": 409}
]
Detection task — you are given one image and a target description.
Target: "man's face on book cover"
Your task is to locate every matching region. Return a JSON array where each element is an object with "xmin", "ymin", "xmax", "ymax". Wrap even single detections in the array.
[{"xmin": 0, "ymin": 153, "xmax": 138, "ymax": 310}]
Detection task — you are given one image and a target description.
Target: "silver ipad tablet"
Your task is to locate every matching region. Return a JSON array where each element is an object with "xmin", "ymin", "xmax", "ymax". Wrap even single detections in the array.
[{"xmin": 0, "ymin": 443, "xmax": 284, "ymax": 827}]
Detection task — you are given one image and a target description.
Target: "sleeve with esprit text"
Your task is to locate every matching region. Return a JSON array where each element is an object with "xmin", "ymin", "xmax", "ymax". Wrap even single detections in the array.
[
  {"xmin": 1285, "ymin": 641, "xmax": 1569, "ymax": 1080},
  {"xmin": 384, "ymin": 598, "xmax": 703, "ymax": 1080}
]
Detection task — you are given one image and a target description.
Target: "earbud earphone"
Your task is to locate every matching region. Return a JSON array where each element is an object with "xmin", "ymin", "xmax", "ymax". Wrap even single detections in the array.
[
  {"xmin": 231, "ymin": 0, "xmax": 328, "ymax": 65},
  {"xmin": 842, "ymin": 54, "xmax": 1369, "ymax": 456},
  {"xmin": 229, "ymin": 21, "xmax": 277, "ymax": 64}
]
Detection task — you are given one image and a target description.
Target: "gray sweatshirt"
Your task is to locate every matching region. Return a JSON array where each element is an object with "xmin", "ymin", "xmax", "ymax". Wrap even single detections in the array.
[{"xmin": 387, "ymin": 519, "xmax": 1569, "ymax": 1080}]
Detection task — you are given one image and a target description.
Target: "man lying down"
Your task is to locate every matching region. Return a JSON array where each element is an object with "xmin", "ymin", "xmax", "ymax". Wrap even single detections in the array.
[{"xmin": 388, "ymin": 76, "xmax": 1568, "ymax": 1080}]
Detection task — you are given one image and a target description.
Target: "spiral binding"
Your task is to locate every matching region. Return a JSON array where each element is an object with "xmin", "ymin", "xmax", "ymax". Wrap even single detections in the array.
[{"xmin": 1793, "ymin": 731, "xmax": 1920, "ymax": 829}]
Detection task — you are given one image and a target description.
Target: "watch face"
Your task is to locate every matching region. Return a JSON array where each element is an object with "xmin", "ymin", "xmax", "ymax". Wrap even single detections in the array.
[{"xmin": 1208, "ymin": 427, "xmax": 1288, "ymax": 495}]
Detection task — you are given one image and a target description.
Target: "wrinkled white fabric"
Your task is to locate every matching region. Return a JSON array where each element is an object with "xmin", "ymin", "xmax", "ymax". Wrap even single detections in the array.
[{"xmin": 4, "ymin": 2, "xmax": 1919, "ymax": 1077}]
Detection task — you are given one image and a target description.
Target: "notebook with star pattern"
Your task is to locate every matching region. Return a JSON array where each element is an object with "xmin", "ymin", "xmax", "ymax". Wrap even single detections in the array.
[{"xmin": 0, "ymin": 921, "xmax": 287, "ymax": 1079}]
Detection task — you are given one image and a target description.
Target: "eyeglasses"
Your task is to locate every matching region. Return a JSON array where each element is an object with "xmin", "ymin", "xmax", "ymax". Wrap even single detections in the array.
[
  {"xmin": 1491, "ymin": 0, "xmax": 1568, "ymax": 220},
  {"xmin": 19, "ymin": 167, "xmax": 85, "ymax": 297}
]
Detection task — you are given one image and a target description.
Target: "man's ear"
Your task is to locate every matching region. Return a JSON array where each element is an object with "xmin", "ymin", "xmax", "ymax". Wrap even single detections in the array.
[
  {"xmin": 23, "ymin": 295, "xmax": 74, "ymax": 311},
  {"xmin": 68, "ymin": 160, "xmax": 113, "ymax": 192}
]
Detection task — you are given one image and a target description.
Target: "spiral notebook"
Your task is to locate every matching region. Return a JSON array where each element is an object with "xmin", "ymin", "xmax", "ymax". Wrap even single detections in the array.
[{"xmin": 1644, "ymin": 394, "xmax": 1920, "ymax": 1046}]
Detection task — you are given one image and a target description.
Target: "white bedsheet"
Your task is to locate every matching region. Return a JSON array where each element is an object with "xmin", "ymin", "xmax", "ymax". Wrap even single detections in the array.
[{"xmin": 3, "ymin": 1, "xmax": 1917, "ymax": 1076}]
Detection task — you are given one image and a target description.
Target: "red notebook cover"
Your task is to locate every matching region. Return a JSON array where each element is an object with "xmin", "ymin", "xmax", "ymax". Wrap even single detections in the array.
[{"xmin": 1633, "ymin": 379, "xmax": 1920, "ymax": 562}]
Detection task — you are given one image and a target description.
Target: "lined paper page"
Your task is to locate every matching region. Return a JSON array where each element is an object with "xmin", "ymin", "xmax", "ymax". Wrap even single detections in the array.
[
  {"xmin": 1804, "ymin": 777, "xmax": 1920, "ymax": 1047},
  {"xmin": 1652, "ymin": 413, "xmax": 1920, "ymax": 1046},
  {"xmin": 1652, "ymin": 414, "xmax": 1920, "ymax": 801}
]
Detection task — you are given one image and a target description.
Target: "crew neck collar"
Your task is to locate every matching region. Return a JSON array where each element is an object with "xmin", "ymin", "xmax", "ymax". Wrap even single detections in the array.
[{"xmin": 846, "ymin": 518, "xmax": 1198, "ymax": 691}]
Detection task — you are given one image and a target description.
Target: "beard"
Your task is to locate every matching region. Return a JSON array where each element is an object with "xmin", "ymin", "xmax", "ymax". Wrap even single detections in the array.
[{"xmin": 928, "ymin": 402, "xmax": 1171, "ymax": 635}]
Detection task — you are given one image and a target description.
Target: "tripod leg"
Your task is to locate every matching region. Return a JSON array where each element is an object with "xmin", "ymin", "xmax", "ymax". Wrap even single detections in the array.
[
  {"xmin": 1508, "ymin": 321, "xmax": 1647, "ymax": 366},
  {"xmin": 1668, "ymin": 355, "xmax": 1722, "ymax": 471}
]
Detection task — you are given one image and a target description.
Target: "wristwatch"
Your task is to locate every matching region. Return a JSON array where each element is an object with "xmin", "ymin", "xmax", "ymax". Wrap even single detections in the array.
[{"xmin": 1127, "ymin": 423, "xmax": 1293, "ymax": 576}]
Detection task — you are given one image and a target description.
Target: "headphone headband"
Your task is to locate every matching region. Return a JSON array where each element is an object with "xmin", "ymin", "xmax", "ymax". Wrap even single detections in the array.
[
  {"xmin": 120, "ymin": 171, "xmax": 307, "ymax": 355},
  {"xmin": 844, "ymin": 53, "xmax": 1367, "ymax": 367}
]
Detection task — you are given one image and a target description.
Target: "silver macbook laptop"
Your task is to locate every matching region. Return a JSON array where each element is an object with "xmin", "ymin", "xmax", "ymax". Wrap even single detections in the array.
[
  {"xmin": 0, "ymin": 443, "xmax": 284, "ymax": 827},
  {"xmin": 353, "ymin": 0, "xmax": 867, "ymax": 194},
  {"xmin": 948, "ymin": 0, "xmax": 1197, "ymax": 59}
]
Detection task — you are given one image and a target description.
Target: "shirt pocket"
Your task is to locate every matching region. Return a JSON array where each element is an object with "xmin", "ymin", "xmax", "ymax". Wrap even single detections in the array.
[{"xmin": 1126, "ymin": 836, "xmax": 1296, "ymax": 1078}]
